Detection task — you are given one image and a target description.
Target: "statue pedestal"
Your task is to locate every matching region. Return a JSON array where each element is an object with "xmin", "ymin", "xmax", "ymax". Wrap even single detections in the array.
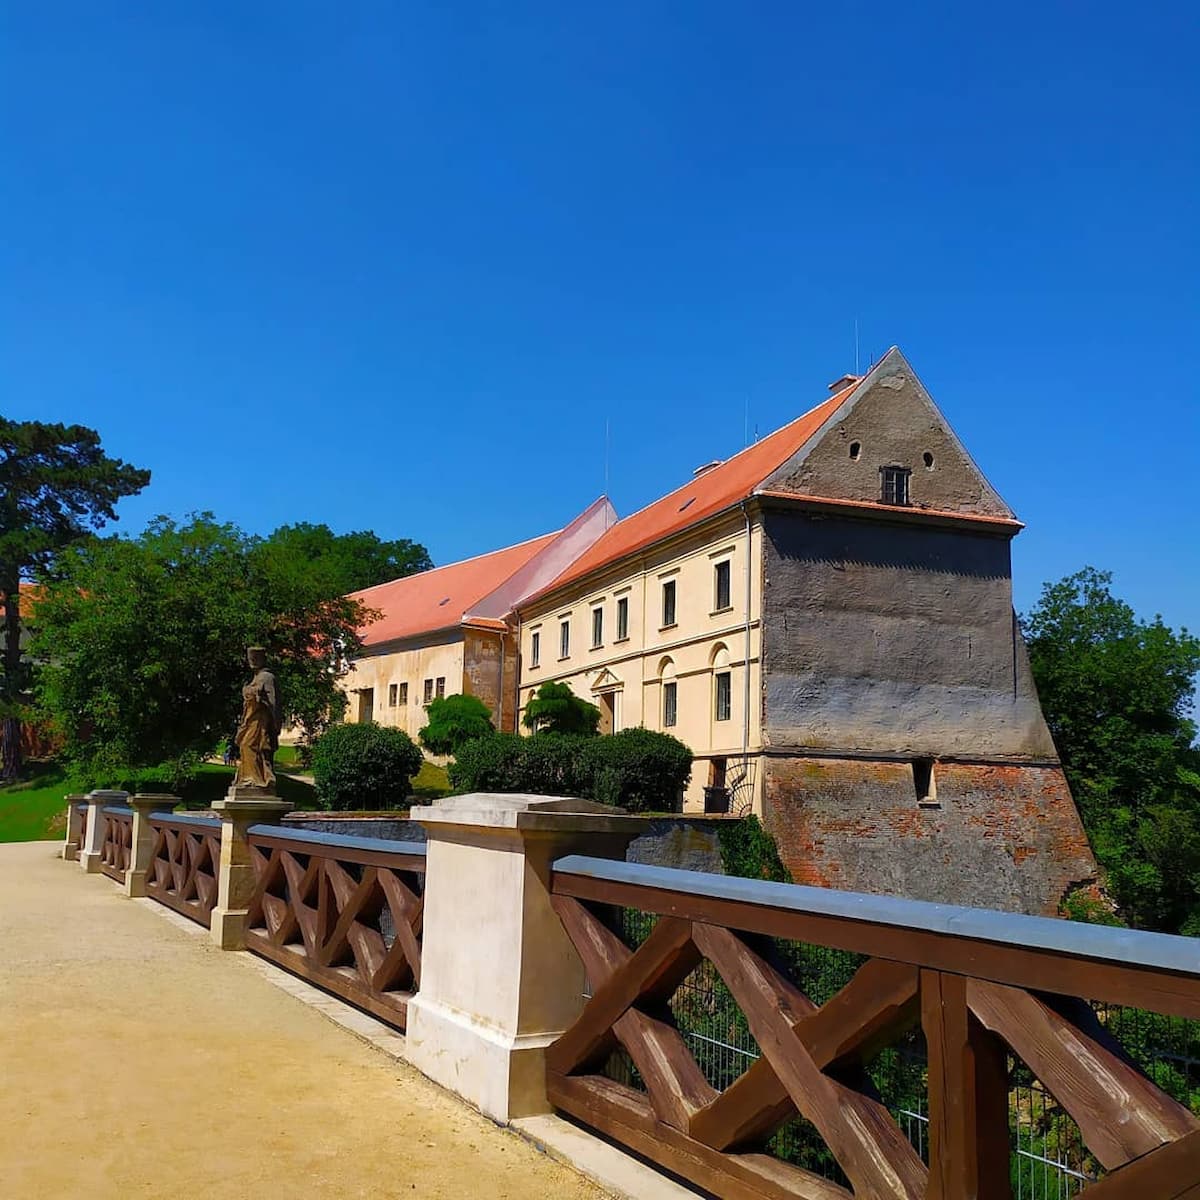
[{"xmin": 209, "ymin": 790, "xmax": 293, "ymax": 949}]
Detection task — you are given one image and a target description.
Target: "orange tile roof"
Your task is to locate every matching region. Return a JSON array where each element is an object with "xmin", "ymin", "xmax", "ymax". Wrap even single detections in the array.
[
  {"xmin": 351, "ymin": 531, "xmax": 560, "ymax": 647},
  {"xmin": 530, "ymin": 381, "xmax": 858, "ymax": 600}
]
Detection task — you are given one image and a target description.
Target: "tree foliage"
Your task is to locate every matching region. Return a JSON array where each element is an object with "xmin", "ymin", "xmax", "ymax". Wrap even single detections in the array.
[
  {"xmin": 522, "ymin": 681, "xmax": 601, "ymax": 736},
  {"xmin": 309, "ymin": 721, "xmax": 424, "ymax": 811},
  {"xmin": 259, "ymin": 523, "xmax": 431, "ymax": 595},
  {"xmin": 418, "ymin": 693, "xmax": 494, "ymax": 757},
  {"xmin": 31, "ymin": 514, "xmax": 373, "ymax": 787},
  {"xmin": 1022, "ymin": 567, "xmax": 1200, "ymax": 933},
  {"xmin": 0, "ymin": 416, "xmax": 150, "ymax": 779}
]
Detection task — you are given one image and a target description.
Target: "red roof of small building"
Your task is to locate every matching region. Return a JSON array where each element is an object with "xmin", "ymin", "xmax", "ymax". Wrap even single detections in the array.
[
  {"xmin": 530, "ymin": 380, "xmax": 858, "ymax": 600},
  {"xmin": 351, "ymin": 532, "xmax": 560, "ymax": 647}
]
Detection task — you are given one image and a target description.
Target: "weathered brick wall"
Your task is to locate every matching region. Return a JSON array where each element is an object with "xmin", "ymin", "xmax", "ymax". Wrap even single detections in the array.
[
  {"xmin": 462, "ymin": 629, "xmax": 519, "ymax": 732},
  {"xmin": 763, "ymin": 756, "xmax": 1097, "ymax": 915}
]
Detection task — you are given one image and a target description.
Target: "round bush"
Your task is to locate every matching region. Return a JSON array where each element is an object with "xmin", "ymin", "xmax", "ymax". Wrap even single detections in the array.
[
  {"xmin": 447, "ymin": 732, "xmax": 525, "ymax": 793},
  {"xmin": 581, "ymin": 728, "xmax": 692, "ymax": 813},
  {"xmin": 310, "ymin": 722, "xmax": 424, "ymax": 811}
]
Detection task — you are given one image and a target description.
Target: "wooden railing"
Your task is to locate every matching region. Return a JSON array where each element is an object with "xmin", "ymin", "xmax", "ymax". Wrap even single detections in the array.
[
  {"xmin": 547, "ymin": 856, "xmax": 1200, "ymax": 1200},
  {"xmin": 145, "ymin": 812, "xmax": 222, "ymax": 927},
  {"xmin": 99, "ymin": 807, "xmax": 133, "ymax": 883},
  {"xmin": 243, "ymin": 825, "xmax": 426, "ymax": 1030}
]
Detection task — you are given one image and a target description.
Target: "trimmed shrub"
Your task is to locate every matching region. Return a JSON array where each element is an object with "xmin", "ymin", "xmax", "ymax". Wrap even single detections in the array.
[
  {"xmin": 446, "ymin": 732, "xmax": 525, "ymax": 793},
  {"xmin": 522, "ymin": 681, "xmax": 601, "ymax": 735},
  {"xmin": 447, "ymin": 732, "xmax": 591, "ymax": 797},
  {"xmin": 581, "ymin": 728, "xmax": 692, "ymax": 813},
  {"xmin": 450, "ymin": 727, "xmax": 692, "ymax": 812},
  {"xmin": 419, "ymin": 693, "xmax": 494, "ymax": 757},
  {"xmin": 310, "ymin": 722, "xmax": 424, "ymax": 811}
]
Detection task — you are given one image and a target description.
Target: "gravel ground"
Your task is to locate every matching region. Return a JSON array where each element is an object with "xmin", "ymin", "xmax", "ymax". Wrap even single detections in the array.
[{"xmin": 0, "ymin": 841, "xmax": 607, "ymax": 1200}]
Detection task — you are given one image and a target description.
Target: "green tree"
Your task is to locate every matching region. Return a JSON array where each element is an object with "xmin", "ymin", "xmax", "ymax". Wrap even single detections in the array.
[
  {"xmin": 31, "ymin": 514, "xmax": 373, "ymax": 788},
  {"xmin": 1022, "ymin": 567, "xmax": 1200, "ymax": 932},
  {"xmin": 259, "ymin": 523, "xmax": 432, "ymax": 594},
  {"xmin": 0, "ymin": 417, "xmax": 150, "ymax": 779},
  {"xmin": 522, "ymin": 681, "xmax": 601, "ymax": 736},
  {"xmin": 419, "ymin": 693, "xmax": 495, "ymax": 757}
]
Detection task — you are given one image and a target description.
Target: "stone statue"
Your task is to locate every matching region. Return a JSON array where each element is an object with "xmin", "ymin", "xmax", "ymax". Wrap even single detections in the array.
[{"xmin": 234, "ymin": 647, "xmax": 282, "ymax": 791}]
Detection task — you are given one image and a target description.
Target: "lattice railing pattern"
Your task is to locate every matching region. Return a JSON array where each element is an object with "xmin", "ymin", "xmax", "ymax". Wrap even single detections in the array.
[
  {"xmin": 145, "ymin": 813, "xmax": 221, "ymax": 927},
  {"xmin": 99, "ymin": 808, "xmax": 133, "ymax": 883},
  {"xmin": 244, "ymin": 828, "xmax": 426, "ymax": 1030},
  {"xmin": 548, "ymin": 862, "xmax": 1200, "ymax": 1200}
]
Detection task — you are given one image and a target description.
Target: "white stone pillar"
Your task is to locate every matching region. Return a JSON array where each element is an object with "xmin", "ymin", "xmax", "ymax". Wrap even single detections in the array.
[
  {"xmin": 125, "ymin": 794, "xmax": 177, "ymax": 897},
  {"xmin": 209, "ymin": 790, "xmax": 293, "ymax": 950},
  {"xmin": 79, "ymin": 790, "xmax": 129, "ymax": 874},
  {"xmin": 62, "ymin": 794, "xmax": 88, "ymax": 861},
  {"xmin": 406, "ymin": 794, "xmax": 640, "ymax": 1123}
]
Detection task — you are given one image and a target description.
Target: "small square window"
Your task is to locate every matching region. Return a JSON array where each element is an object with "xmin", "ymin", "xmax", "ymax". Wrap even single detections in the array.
[
  {"xmin": 560, "ymin": 620, "xmax": 570, "ymax": 658},
  {"xmin": 881, "ymin": 465, "xmax": 911, "ymax": 506},
  {"xmin": 388, "ymin": 683, "xmax": 398, "ymax": 707},
  {"xmin": 714, "ymin": 671, "xmax": 732, "ymax": 722},
  {"xmin": 663, "ymin": 681, "xmax": 678, "ymax": 728},
  {"xmin": 423, "ymin": 678, "xmax": 434, "ymax": 704},
  {"xmin": 398, "ymin": 682, "xmax": 408, "ymax": 706},
  {"xmin": 714, "ymin": 560, "xmax": 731, "ymax": 610},
  {"xmin": 436, "ymin": 676, "xmax": 446, "ymax": 699},
  {"xmin": 662, "ymin": 579, "xmax": 677, "ymax": 627},
  {"xmin": 591, "ymin": 606, "xmax": 604, "ymax": 648},
  {"xmin": 616, "ymin": 596, "xmax": 629, "ymax": 640}
]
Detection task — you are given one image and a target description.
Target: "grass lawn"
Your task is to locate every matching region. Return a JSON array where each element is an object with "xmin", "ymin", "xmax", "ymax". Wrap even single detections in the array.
[
  {"xmin": 0, "ymin": 752, "xmax": 451, "ymax": 842},
  {"xmin": 0, "ymin": 762, "xmax": 76, "ymax": 843},
  {"xmin": 411, "ymin": 759, "xmax": 452, "ymax": 800},
  {"xmin": 0, "ymin": 752, "xmax": 322, "ymax": 843}
]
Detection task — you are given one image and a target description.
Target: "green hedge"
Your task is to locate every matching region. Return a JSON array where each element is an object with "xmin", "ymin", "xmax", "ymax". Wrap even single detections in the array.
[
  {"xmin": 310, "ymin": 722, "xmax": 424, "ymax": 811},
  {"xmin": 449, "ymin": 728, "xmax": 692, "ymax": 813}
]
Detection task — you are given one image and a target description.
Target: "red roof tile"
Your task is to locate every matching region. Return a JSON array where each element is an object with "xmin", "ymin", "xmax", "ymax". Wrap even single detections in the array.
[
  {"xmin": 530, "ymin": 381, "xmax": 857, "ymax": 600},
  {"xmin": 352, "ymin": 532, "xmax": 560, "ymax": 647}
]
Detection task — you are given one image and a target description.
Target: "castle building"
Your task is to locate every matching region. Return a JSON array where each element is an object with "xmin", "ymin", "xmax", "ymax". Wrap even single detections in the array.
[{"xmin": 345, "ymin": 348, "xmax": 1097, "ymax": 912}]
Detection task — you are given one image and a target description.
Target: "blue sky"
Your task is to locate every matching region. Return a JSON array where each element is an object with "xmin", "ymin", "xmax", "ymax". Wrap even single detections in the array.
[{"xmin": 3, "ymin": 3, "xmax": 1197, "ymax": 633}]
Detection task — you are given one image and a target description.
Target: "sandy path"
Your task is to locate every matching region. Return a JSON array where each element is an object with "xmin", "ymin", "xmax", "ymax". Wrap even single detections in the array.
[{"xmin": 0, "ymin": 841, "xmax": 606, "ymax": 1199}]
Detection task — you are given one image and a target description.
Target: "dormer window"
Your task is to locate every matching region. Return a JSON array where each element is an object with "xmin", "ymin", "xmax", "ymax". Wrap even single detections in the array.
[{"xmin": 881, "ymin": 465, "xmax": 911, "ymax": 506}]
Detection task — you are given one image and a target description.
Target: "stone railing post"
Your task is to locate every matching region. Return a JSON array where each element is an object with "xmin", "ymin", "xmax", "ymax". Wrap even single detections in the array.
[
  {"xmin": 62, "ymin": 793, "xmax": 88, "ymax": 861},
  {"xmin": 125, "ymin": 794, "xmax": 177, "ymax": 897},
  {"xmin": 209, "ymin": 791, "xmax": 293, "ymax": 950},
  {"xmin": 79, "ymin": 790, "xmax": 129, "ymax": 874},
  {"xmin": 406, "ymin": 794, "xmax": 641, "ymax": 1123}
]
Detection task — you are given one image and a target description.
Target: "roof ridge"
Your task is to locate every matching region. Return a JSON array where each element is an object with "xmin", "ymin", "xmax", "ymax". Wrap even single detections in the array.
[
  {"xmin": 590, "ymin": 379, "xmax": 860, "ymax": 532},
  {"xmin": 351, "ymin": 528, "xmax": 561, "ymax": 597}
]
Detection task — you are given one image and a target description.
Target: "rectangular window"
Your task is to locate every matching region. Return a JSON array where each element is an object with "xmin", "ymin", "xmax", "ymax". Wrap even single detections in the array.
[
  {"xmin": 662, "ymin": 579, "xmax": 677, "ymax": 628},
  {"xmin": 715, "ymin": 671, "xmax": 732, "ymax": 722},
  {"xmin": 423, "ymin": 678, "xmax": 434, "ymax": 704},
  {"xmin": 881, "ymin": 465, "xmax": 911, "ymax": 506},
  {"xmin": 530, "ymin": 630, "xmax": 540, "ymax": 668},
  {"xmin": 398, "ymin": 682, "xmax": 408, "ymax": 706},
  {"xmin": 616, "ymin": 596, "xmax": 629, "ymax": 640},
  {"xmin": 388, "ymin": 683, "xmax": 398, "ymax": 707},
  {"xmin": 559, "ymin": 619, "xmax": 570, "ymax": 658},
  {"xmin": 591, "ymin": 606, "xmax": 604, "ymax": 648},
  {"xmin": 714, "ymin": 560, "xmax": 732, "ymax": 610},
  {"xmin": 436, "ymin": 676, "xmax": 446, "ymax": 699},
  {"xmin": 663, "ymin": 681, "xmax": 678, "ymax": 728}
]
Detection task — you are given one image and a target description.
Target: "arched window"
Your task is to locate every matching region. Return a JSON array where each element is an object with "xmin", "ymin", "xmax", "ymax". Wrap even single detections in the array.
[
  {"xmin": 660, "ymin": 658, "xmax": 678, "ymax": 729},
  {"xmin": 711, "ymin": 644, "xmax": 732, "ymax": 723}
]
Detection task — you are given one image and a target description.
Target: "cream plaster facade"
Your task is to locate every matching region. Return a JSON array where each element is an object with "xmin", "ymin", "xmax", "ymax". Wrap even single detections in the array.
[
  {"xmin": 517, "ymin": 510, "xmax": 766, "ymax": 813},
  {"xmin": 341, "ymin": 634, "xmax": 468, "ymax": 746}
]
